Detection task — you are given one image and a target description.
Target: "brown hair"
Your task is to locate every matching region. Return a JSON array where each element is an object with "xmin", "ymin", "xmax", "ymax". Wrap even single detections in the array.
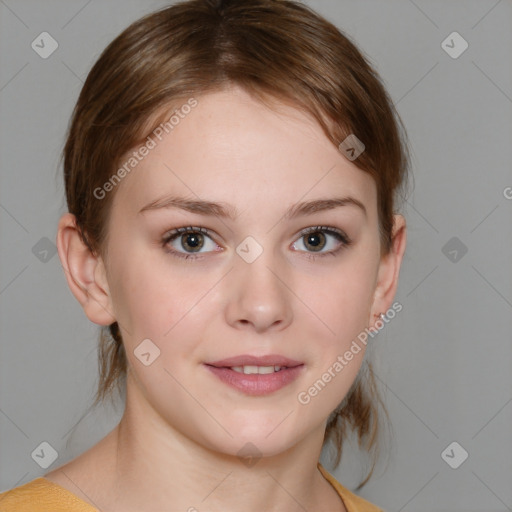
[{"xmin": 61, "ymin": 0, "xmax": 410, "ymax": 489}]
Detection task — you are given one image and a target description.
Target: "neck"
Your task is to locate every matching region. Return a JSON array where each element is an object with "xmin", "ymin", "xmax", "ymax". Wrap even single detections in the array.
[{"xmin": 93, "ymin": 372, "xmax": 344, "ymax": 512}]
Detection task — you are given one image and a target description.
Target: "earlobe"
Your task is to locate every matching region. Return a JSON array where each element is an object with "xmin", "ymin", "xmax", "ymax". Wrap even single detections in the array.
[
  {"xmin": 371, "ymin": 214, "xmax": 407, "ymax": 320},
  {"xmin": 56, "ymin": 212, "xmax": 116, "ymax": 326}
]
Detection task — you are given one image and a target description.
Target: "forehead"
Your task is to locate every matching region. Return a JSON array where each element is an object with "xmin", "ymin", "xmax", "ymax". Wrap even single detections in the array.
[{"xmin": 113, "ymin": 86, "xmax": 376, "ymax": 217}]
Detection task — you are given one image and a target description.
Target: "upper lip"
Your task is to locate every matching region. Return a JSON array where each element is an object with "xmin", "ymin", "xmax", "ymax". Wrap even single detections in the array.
[{"xmin": 205, "ymin": 354, "xmax": 303, "ymax": 368}]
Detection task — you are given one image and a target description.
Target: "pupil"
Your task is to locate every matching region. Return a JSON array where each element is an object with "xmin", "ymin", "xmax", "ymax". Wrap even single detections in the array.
[
  {"xmin": 306, "ymin": 232, "xmax": 325, "ymax": 252},
  {"xmin": 183, "ymin": 233, "xmax": 203, "ymax": 252}
]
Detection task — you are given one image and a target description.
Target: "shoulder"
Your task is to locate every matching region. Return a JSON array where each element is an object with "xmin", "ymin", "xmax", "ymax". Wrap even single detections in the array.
[
  {"xmin": 318, "ymin": 463, "xmax": 385, "ymax": 512},
  {"xmin": 0, "ymin": 477, "xmax": 98, "ymax": 512}
]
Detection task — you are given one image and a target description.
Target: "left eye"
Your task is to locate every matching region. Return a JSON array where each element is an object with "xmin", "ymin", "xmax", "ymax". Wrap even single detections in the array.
[{"xmin": 291, "ymin": 226, "xmax": 350, "ymax": 256}]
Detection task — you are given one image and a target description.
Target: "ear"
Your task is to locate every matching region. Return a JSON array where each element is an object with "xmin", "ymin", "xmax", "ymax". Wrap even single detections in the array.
[
  {"xmin": 56, "ymin": 213, "xmax": 116, "ymax": 326},
  {"xmin": 370, "ymin": 214, "xmax": 407, "ymax": 324}
]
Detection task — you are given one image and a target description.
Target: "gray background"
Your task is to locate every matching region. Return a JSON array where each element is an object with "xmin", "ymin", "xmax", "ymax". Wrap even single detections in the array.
[{"xmin": 1, "ymin": 1, "xmax": 511, "ymax": 511}]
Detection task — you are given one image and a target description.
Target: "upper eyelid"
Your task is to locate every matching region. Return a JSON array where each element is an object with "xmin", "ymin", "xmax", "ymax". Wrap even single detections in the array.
[{"xmin": 164, "ymin": 225, "xmax": 345, "ymax": 237}]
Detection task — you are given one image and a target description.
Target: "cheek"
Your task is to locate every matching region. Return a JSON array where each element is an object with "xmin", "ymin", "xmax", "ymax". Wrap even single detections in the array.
[
  {"xmin": 107, "ymin": 249, "xmax": 196, "ymax": 341},
  {"xmin": 109, "ymin": 250, "xmax": 224, "ymax": 368},
  {"xmin": 295, "ymin": 262, "xmax": 374, "ymax": 418},
  {"xmin": 303, "ymin": 253, "xmax": 377, "ymax": 345}
]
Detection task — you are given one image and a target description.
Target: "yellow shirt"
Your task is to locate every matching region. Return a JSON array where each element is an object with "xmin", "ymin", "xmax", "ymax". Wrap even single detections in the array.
[{"xmin": 0, "ymin": 462, "xmax": 383, "ymax": 511}]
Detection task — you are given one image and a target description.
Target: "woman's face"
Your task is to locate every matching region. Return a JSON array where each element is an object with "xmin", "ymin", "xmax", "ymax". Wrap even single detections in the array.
[{"xmin": 95, "ymin": 85, "xmax": 390, "ymax": 457}]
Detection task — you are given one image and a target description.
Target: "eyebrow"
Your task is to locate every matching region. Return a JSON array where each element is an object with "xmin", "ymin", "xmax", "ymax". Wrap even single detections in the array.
[{"xmin": 138, "ymin": 195, "xmax": 367, "ymax": 220}]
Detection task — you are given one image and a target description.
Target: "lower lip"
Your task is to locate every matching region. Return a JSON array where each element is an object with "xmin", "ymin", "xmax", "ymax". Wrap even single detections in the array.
[{"xmin": 204, "ymin": 364, "xmax": 304, "ymax": 396}]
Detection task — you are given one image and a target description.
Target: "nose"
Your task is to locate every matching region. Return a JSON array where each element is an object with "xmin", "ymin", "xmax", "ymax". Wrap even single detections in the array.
[{"xmin": 224, "ymin": 248, "xmax": 293, "ymax": 333}]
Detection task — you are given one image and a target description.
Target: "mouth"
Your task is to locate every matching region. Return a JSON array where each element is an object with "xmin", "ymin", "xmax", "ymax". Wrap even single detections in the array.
[
  {"xmin": 204, "ymin": 355, "xmax": 305, "ymax": 395},
  {"xmin": 228, "ymin": 365, "xmax": 292, "ymax": 374},
  {"xmin": 205, "ymin": 354, "xmax": 304, "ymax": 369}
]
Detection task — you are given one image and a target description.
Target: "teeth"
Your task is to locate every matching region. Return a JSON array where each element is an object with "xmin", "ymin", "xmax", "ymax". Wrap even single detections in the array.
[{"xmin": 231, "ymin": 365, "xmax": 284, "ymax": 374}]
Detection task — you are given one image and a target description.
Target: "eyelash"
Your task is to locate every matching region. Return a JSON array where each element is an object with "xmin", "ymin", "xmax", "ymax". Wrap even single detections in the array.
[{"xmin": 161, "ymin": 225, "xmax": 352, "ymax": 261}]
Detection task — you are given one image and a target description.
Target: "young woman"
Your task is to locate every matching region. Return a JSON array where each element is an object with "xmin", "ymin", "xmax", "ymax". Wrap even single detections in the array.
[{"xmin": 0, "ymin": 0, "xmax": 409, "ymax": 510}]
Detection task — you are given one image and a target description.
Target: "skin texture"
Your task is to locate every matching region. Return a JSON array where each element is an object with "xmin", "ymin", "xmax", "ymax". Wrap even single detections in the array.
[{"xmin": 50, "ymin": 84, "xmax": 406, "ymax": 512}]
